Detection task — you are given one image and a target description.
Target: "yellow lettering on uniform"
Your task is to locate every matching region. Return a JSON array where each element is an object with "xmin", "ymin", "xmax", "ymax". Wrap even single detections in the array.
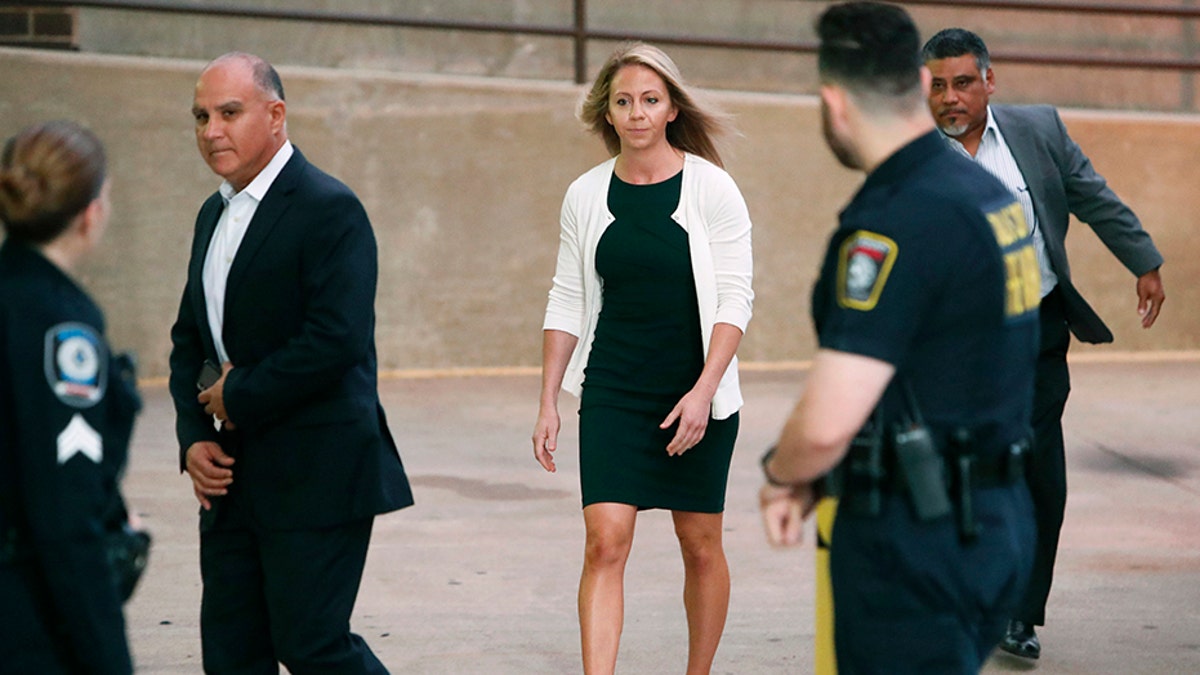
[
  {"xmin": 986, "ymin": 203, "xmax": 1027, "ymax": 248},
  {"xmin": 986, "ymin": 213, "xmax": 1013, "ymax": 247},
  {"xmin": 1017, "ymin": 245, "xmax": 1040, "ymax": 311},
  {"xmin": 1004, "ymin": 253, "xmax": 1024, "ymax": 316},
  {"xmin": 1002, "ymin": 244, "xmax": 1041, "ymax": 317}
]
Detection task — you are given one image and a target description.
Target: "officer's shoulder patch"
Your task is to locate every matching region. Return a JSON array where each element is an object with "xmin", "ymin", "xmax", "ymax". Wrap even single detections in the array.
[
  {"xmin": 837, "ymin": 230, "xmax": 898, "ymax": 311},
  {"xmin": 44, "ymin": 322, "xmax": 107, "ymax": 408}
]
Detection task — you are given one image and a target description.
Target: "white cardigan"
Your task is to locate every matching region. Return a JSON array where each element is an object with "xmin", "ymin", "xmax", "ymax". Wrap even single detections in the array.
[{"xmin": 543, "ymin": 153, "xmax": 754, "ymax": 419}]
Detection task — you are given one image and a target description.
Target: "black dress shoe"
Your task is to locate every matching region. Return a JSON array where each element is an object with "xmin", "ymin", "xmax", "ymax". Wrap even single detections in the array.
[{"xmin": 1000, "ymin": 620, "xmax": 1041, "ymax": 659}]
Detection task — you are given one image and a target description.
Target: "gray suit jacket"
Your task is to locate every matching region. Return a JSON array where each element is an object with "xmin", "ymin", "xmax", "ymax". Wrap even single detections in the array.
[{"xmin": 991, "ymin": 104, "xmax": 1163, "ymax": 343}]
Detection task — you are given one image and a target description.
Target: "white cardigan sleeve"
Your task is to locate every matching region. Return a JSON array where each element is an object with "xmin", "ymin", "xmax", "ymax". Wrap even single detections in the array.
[
  {"xmin": 543, "ymin": 182, "xmax": 585, "ymax": 337},
  {"xmin": 703, "ymin": 168, "xmax": 754, "ymax": 332}
]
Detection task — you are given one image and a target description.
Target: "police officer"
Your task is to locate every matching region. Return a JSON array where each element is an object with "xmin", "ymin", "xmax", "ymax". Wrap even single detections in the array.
[
  {"xmin": 759, "ymin": 3, "xmax": 1038, "ymax": 672},
  {"xmin": 0, "ymin": 120, "xmax": 139, "ymax": 673}
]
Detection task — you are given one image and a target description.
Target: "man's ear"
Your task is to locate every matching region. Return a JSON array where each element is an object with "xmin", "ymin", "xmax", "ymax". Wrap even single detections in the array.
[
  {"xmin": 269, "ymin": 99, "xmax": 287, "ymax": 134},
  {"xmin": 919, "ymin": 66, "xmax": 933, "ymax": 98},
  {"xmin": 984, "ymin": 67, "xmax": 996, "ymax": 96},
  {"xmin": 820, "ymin": 84, "xmax": 849, "ymax": 128}
]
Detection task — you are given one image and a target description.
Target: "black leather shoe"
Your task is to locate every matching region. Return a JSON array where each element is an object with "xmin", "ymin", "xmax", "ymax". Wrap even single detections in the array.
[{"xmin": 999, "ymin": 620, "xmax": 1041, "ymax": 659}]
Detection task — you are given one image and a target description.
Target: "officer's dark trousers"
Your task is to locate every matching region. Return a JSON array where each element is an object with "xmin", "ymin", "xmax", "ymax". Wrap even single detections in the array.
[
  {"xmin": 831, "ymin": 486, "xmax": 1035, "ymax": 674},
  {"xmin": 1016, "ymin": 287, "xmax": 1072, "ymax": 626},
  {"xmin": 0, "ymin": 562, "xmax": 118, "ymax": 674},
  {"xmin": 199, "ymin": 488, "xmax": 388, "ymax": 675}
]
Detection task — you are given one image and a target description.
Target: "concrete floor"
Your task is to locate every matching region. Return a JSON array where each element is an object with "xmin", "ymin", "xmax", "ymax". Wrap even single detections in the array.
[{"xmin": 119, "ymin": 356, "xmax": 1200, "ymax": 673}]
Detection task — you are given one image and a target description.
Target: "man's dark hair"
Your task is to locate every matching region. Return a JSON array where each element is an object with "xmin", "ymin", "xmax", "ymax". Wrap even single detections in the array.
[
  {"xmin": 213, "ymin": 51, "xmax": 286, "ymax": 102},
  {"xmin": 816, "ymin": 1, "xmax": 922, "ymax": 99},
  {"xmin": 253, "ymin": 57, "xmax": 286, "ymax": 102},
  {"xmin": 921, "ymin": 28, "xmax": 991, "ymax": 73}
]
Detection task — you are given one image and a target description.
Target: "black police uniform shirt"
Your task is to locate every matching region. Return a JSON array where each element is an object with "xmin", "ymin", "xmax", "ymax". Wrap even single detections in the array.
[
  {"xmin": 812, "ymin": 130, "xmax": 1040, "ymax": 451},
  {"xmin": 0, "ymin": 238, "xmax": 135, "ymax": 673}
]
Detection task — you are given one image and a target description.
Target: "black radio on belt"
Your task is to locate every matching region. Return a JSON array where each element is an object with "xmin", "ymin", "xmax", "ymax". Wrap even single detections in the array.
[
  {"xmin": 894, "ymin": 425, "xmax": 953, "ymax": 521},
  {"xmin": 893, "ymin": 382, "xmax": 952, "ymax": 522}
]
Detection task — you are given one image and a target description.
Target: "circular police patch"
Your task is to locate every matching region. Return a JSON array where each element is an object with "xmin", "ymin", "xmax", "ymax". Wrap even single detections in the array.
[
  {"xmin": 837, "ymin": 231, "xmax": 898, "ymax": 311},
  {"xmin": 44, "ymin": 323, "xmax": 107, "ymax": 408}
]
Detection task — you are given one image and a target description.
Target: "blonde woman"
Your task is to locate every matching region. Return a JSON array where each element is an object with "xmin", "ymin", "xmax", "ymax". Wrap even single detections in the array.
[{"xmin": 533, "ymin": 43, "xmax": 753, "ymax": 675}]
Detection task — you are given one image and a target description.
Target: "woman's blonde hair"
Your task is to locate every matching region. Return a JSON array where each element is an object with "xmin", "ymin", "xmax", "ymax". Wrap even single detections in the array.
[{"xmin": 578, "ymin": 43, "xmax": 733, "ymax": 167}]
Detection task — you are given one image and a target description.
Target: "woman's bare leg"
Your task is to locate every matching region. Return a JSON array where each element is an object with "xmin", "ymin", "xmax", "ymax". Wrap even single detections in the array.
[
  {"xmin": 579, "ymin": 503, "xmax": 638, "ymax": 675},
  {"xmin": 672, "ymin": 510, "xmax": 730, "ymax": 675}
]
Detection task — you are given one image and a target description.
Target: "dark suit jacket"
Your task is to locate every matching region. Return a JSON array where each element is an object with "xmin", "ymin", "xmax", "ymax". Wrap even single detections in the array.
[
  {"xmin": 992, "ymin": 104, "xmax": 1164, "ymax": 343},
  {"xmin": 169, "ymin": 148, "xmax": 413, "ymax": 530}
]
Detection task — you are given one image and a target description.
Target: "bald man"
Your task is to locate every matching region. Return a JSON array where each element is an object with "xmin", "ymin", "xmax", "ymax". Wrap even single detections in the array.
[{"xmin": 169, "ymin": 52, "xmax": 412, "ymax": 673}]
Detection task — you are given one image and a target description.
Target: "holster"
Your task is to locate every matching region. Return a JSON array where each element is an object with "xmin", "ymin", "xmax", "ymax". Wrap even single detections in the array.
[
  {"xmin": 839, "ymin": 408, "xmax": 885, "ymax": 516},
  {"xmin": 836, "ymin": 380, "xmax": 1028, "ymax": 545}
]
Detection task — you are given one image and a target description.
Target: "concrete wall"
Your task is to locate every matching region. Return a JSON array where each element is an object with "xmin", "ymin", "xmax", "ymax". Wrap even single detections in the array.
[
  {"xmin": 68, "ymin": 0, "xmax": 1200, "ymax": 113},
  {"xmin": 1, "ymin": 47, "xmax": 1196, "ymax": 378}
]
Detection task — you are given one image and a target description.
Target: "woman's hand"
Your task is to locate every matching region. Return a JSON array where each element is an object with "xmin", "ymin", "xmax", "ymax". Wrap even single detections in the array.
[
  {"xmin": 661, "ymin": 388, "xmax": 713, "ymax": 456},
  {"xmin": 534, "ymin": 330, "xmax": 577, "ymax": 473},
  {"xmin": 533, "ymin": 406, "xmax": 561, "ymax": 473}
]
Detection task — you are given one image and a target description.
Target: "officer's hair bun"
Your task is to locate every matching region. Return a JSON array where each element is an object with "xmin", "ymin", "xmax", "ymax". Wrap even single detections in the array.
[
  {"xmin": 0, "ymin": 164, "xmax": 47, "ymax": 223},
  {"xmin": 0, "ymin": 120, "xmax": 106, "ymax": 245}
]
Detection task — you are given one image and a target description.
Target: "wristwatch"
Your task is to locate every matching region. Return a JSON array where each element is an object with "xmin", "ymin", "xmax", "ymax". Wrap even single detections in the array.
[{"xmin": 759, "ymin": 446, "xmax": 795, "ymax": 487}]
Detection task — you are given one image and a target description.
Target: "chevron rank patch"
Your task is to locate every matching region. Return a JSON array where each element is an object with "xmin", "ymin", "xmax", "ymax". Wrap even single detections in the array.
[
  {"xmin": 837, "ymin": 231, "xmax": 898, "ymax": 311},
  {"xmin": 45, "ymin": 323, "xmax": 106, "ymax": 408},
  {"xmin": 58, "ymin": 413, "xmax": 103, "ymax": 464}
]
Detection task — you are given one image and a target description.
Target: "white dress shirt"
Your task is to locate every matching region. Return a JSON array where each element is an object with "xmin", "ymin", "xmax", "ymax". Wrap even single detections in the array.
[
  {"xmin": 942, "ymin": 107, "xmax": 1058, "ymax": 298},
  {"xmin": 202, "ymin": 141, "xmax": 294, "ymax": 363}
]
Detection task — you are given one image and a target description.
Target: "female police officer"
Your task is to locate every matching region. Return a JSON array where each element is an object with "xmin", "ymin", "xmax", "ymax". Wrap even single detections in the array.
[{"xmin": 0, "ymin": 120, "xmax": 139, "ymax": 673}]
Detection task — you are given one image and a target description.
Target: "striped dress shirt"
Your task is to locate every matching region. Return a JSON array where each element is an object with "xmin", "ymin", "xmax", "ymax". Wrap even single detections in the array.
[{"xmin": 941, "ymin": 107, "xmax": 1058, "ymax": 298}]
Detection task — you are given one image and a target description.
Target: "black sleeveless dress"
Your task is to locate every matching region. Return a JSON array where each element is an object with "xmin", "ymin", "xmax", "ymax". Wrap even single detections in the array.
[{"xmin": 578, "ymin": 170, "xmax": 738, "ymax": 513}]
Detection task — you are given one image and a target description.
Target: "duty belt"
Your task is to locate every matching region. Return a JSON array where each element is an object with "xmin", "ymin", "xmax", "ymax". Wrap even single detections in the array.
[
  {"xmin": 885, "ymin": 438, "xmax": 1029, "ymax": 493},
  {"xmin": 842, "ymin": 435, "xmax": 1030, "ymax": 544}
]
